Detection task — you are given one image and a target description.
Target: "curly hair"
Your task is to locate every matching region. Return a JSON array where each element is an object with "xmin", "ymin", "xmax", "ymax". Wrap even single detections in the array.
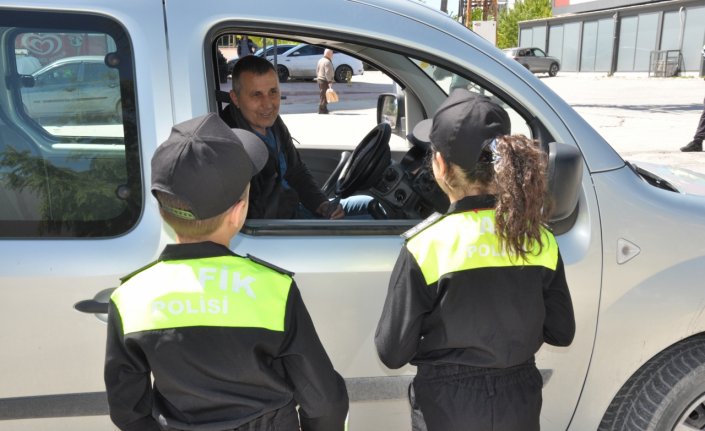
[{"xmin": 463, "ymin": 135, "xmax": 552, "ymax": 261}]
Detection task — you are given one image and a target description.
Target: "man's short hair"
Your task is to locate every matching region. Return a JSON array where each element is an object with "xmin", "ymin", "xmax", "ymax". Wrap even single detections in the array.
[{"xmin": 232, "ymin": 55, "xmax": 277, "ymax": 95}]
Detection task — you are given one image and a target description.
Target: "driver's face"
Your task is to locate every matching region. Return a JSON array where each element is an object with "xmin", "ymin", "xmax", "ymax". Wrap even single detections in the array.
[{"xmin": 230, "ymin": 69, "xmax": 280, "ymax": 135}]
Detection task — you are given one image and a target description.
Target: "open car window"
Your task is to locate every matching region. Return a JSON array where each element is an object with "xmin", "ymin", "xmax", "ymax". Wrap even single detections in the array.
[{"xmin": 213, "ymin": 34, "xmax": 541, "ymax": 236}]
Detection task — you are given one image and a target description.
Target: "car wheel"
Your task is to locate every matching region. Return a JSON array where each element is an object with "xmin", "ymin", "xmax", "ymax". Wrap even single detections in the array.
[
  {"xmin": 549, "ymin": 63, "xmax": 559, "ymax": 77},
  {"xmin": 334, "ymin": 65, "xmax": 353, "ymax": 83},
  {"xmin": 598, "ymin": 335, "xmax": 705, "ymax": 431},
  {"xmin": 277, "ymin": 65, "xmax": 289, "ymax": 83}
]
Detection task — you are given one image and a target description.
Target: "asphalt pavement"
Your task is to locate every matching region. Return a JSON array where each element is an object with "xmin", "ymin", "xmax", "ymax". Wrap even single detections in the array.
[{"xmin": 221, "ymin": 71, "xmax": 705, "ymax": 175}]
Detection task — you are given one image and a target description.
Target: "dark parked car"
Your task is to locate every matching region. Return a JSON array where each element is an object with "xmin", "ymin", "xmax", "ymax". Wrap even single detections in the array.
[{"xmin": 504, "ymin": 47, "xmax": 560, "ymax": 77}]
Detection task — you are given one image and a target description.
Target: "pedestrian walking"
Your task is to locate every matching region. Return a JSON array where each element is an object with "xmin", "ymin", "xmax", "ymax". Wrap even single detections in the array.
[
  {"xmin": 316, "ymin": 49, "xmax": 335, "ymax": 114},
  {"xmin": 680, "ymin": 45, "xmax": 705, "ymax": 152}
]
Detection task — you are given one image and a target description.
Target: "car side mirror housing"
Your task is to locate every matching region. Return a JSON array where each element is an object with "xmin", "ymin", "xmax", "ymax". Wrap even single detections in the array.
[
  {"xmin": 377, "ymin": 93, "xmax": 405, "ymax": 135},
  {"xmin": 547, "ymin": 142, "xmax": 583, "ymax": 234},
  {"xmin": 19, "ymin": 74, "xmax": 35, "ymax": 88}
]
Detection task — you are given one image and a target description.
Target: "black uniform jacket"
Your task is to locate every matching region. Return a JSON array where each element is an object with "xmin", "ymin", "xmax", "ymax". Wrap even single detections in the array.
[
  {"xmin": 105, "ymin": 242, "xmax": 348, "ymax": 431},
  {"xmin": 220, "ymin": 104, "xmax": 328, "ymax": 219},
  {"xmin": 375, "ymin": 195, "xmax": 576, "ymax": 370}
]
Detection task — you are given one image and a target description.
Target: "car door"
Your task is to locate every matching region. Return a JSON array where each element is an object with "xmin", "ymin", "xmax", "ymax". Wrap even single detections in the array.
[
  {"xmin": 78, "ymin": 60, "xmax": 121, "ymax": 118},
  {"xmin": 0, "ymin": 4, "xmax": 171, "ymax": 429},
  {"xmin": 167, "ymin": 1, "xmax": 603, "ymax": 429},
  {"xmin": 282, "ymin": 44, "xmax": 323, "ymax": 78},
  {"xmin": 530, "ymin": 48, "xmax": 550, "ymax": 73}
]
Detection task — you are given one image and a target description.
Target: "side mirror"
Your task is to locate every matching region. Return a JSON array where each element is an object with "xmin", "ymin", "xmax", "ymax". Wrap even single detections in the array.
[
  {"xmin": 547, "ymin": 142, "xmax": 583, "ymax": 234},
  {"xmin": 376, "ymin": 93, "xmax": 405, "ymax": 135},
  {"xmin": 19, "ymin": 74, "xmax": 35, "ymax": 88}
]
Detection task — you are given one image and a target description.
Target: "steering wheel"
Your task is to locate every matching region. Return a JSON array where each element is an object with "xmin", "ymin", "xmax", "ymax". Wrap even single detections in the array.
[{"xmin": 334, "ymin": 123, "xmax": 392, "ymax": 198}]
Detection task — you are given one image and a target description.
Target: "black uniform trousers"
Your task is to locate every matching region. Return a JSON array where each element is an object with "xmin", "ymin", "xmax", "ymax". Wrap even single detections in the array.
[
  {"xmin": 161, "ymin": 401, "xmax": 299, "ymax": 431},
  {"xmin": 410, "ymin": 363, "xmax": 543, "ymax": 431}
]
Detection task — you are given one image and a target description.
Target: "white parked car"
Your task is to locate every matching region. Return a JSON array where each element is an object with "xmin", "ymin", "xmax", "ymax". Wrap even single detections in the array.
[
  {"xmin": 273, "ymin": 43, "xmax": 364, "ymax": 83},
  {"xmin": 1, "ymin": 1, "xmax": 705, "ymax": 431}
]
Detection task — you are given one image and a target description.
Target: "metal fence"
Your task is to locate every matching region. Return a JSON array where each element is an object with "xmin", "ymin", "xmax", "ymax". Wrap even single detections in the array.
[{"xmin": 649, "ymin": 50, "xmax": 683, "ymax": 77}]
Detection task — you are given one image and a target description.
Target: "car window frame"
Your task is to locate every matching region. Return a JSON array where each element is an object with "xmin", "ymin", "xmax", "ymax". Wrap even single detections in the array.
[
  {"xmin": 207, "ymin": 28, "xmax": 556, "ymax": 237},
  {"xmin": 0, "ymin": 9, "xmax": 141, "ymax": 238}
]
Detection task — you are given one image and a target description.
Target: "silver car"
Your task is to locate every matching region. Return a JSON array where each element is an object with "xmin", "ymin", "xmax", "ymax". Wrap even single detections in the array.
[
  {"xmin": 273, "ymin": 43, "xmax": 364, "ymax": 83},
  {"xmin": 20, "ymin": 55, "xmax": 121, "ymax": 123},
  {"xmin": 504, "ymin": 47, "xmax": 561, "ymax": 77},
  {"xmin": 1, "ymin": 1, "xmax": 705, "ymax": 431}
]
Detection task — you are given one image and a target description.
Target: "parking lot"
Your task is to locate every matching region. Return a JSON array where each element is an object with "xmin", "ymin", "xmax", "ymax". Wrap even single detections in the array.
[{"xmin": 221, "ymin": 71, "xmax": 705, "ymax": 176}]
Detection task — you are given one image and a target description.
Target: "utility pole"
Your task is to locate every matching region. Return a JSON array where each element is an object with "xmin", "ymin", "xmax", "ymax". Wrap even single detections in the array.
[
  {"xmin": 466, "ymin": 0, "xmax": 499, "ymax": 22},
  {"xmin": 440, "ymin": 0, "xmax": 448, "ymax": 12}
]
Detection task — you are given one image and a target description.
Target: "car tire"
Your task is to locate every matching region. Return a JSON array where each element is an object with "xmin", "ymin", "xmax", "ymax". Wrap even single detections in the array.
[
  {"xmin": 277, "ymin": 65, "xmax": 289, "ymax": 83},
  {"xmin": 334, "ymin": 65, "xmax": 352, "ymax": 83},
  {"xmin": 598, "ymin": 334, "xmax": 705, "ymax": 431},
  {"xmin": 549, "ymin": 63, "xmax": 559, "ymax": 77}
]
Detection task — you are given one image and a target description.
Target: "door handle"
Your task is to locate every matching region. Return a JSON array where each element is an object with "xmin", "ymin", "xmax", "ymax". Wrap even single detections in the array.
[
  {"xmin": 74, "ymin": 299, "xmax": 108, "ymax": 314},
  {"xmin": 74, "ymin": 287, "xmax": 115, "ymax": 321}
]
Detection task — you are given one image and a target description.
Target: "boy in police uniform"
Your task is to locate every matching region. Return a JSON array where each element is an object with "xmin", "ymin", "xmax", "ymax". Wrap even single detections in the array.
[{"xmin": 104, "ymin": 113, "xmax": 348, "ymax": 431}]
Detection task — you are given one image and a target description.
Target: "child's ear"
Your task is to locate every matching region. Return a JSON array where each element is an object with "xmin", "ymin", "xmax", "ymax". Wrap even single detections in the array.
[
  {"xmin": 229, "ymin": 198, "xmax": 248, "ymax": 228},
  {"xmin": 434, "ymin": 151, "xmax": 448, "ymax": 176}
]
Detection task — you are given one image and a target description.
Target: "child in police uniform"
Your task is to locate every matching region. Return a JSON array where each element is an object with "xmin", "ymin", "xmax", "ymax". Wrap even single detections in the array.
[
  {"xmin": 104, "ymin": 113, "xmax": 348, "ymax": 431},
  {"xmin": 375, "ymin": 90, "xmax": 575, "ymax": 431}
]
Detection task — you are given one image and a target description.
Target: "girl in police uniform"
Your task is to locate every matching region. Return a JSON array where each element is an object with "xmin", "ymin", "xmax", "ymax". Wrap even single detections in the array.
[{"xmin": 375, "ymin": 89, "xmax": 575, "ymax": 431}]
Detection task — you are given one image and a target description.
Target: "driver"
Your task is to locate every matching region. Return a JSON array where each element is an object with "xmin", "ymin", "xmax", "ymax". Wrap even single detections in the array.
[{"xmin": 221, "ymin": 55, "xmax": 371, "ymax": 219}]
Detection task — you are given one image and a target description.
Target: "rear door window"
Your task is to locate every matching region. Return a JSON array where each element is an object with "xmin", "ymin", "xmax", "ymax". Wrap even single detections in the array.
[{"xmin": 0, "ymin": 11, "xmax": 140, "ymax": 237}]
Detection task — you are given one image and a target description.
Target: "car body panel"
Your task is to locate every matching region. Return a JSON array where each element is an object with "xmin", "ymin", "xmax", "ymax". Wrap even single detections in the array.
[
  {"xmin": 0, "ymin": 0, "xmax": 174, "ymax": 415},
  {"xmin": 275, "ymin": 43, "xmax": 364, "ymax": 80},
  {"xmin": 570, "ymin": 166, "xmax": 705, "ymax": 430}
]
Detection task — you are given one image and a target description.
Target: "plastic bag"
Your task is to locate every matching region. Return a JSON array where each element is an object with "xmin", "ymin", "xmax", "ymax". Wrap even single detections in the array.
[{"xmin": 326, "ymin": 88, "xmax": 339, "ymax": 103}]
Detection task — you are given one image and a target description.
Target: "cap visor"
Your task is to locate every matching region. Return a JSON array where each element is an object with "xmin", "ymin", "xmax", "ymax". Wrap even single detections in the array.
[{"xmin": 231, "ymin": 128, "xmax": 268, "ymax": 174}]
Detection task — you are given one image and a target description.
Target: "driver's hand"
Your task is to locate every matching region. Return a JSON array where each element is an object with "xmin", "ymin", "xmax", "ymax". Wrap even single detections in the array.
[{"xmin": 317, "ymin": 201, "xmax": 345, "ymax": 219}]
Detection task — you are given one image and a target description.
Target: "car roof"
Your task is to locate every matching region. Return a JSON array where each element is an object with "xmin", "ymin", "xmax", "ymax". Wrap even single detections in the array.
[{"xmin": 33, "ymin": 55, "xmax": 107, "ymax": 75}]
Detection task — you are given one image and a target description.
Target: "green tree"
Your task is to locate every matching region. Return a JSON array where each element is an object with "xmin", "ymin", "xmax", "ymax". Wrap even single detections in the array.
[{"xmin": 497, "ymin": 0, "xmax": 552, "ymax": 49}]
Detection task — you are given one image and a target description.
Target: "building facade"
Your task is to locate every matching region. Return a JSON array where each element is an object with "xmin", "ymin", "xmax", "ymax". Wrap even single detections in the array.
[{"xmin": 518, "ymin": 0, "xmax": 705, "ymax": 75}]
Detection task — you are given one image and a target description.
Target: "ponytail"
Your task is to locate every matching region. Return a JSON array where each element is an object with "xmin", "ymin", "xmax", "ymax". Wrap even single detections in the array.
[
  {"xmin": 491, "ymin": 135, "xmax": 551, "ymax": 261},
  {"xmin": 443, "ymin": 134, "xmax": 552, "ymax": 260}
]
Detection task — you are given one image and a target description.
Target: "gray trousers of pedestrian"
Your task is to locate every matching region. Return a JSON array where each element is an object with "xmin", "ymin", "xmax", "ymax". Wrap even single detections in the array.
[
  {"xmin": 410, "ymin": 363, "xmax": 543, "ymax": 431},
  {"xmin": 317, "ymin": 79, "xmax": 329, "ymax": 113}
]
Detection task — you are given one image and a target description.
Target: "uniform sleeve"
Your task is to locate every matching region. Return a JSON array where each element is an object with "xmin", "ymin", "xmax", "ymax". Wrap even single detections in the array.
[
  {"xmin": 278, "ymin": 282, "xmax": 349, "ymax": 431},
  {"xmin": 277, "ymin": 120, "xmax": 328, "ymax": 212},
  {"xmin": 375, "ymin": 246, "xmax": 435, "ymax": 369},
  {"xmin": 104, "ymin": 300, "xmax": 160, "ymax": 431},
  {"xmin": 543, "ymin": 251, "xmax": 576, "ymax": 346}
]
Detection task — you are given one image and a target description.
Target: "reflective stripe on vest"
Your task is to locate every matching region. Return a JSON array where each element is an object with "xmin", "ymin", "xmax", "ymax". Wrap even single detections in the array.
[
  {"xmin": 111, "ymin": 256, "xmax": 291, "ymax": 335},
  {"xmin": 406, "ymin": 209, "xmax": 558, "ymax": 285}
]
